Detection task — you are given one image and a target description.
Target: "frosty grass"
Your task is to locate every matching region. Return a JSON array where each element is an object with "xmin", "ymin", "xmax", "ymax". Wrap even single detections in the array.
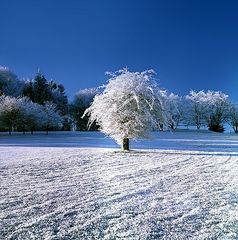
[{"xmin": 1, "ymin": 131, "xmax": 238, "ymax": 239}]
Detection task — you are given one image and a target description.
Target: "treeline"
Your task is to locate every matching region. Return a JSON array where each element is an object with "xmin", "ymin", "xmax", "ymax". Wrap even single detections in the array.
[
  {"xmin": 0, "ymin": 96, "xmax": 62, "ymax": 134},
  {"xmin": 0, "ymin": 66, "xmax": 97, "ymax": 134},
  {"xmin": 163, "ymin": 90, "xmax": 238, "ymax": 133},
  {"xmin": 1, "ymin": 65, "xmax": 238, "ymax": 134}
]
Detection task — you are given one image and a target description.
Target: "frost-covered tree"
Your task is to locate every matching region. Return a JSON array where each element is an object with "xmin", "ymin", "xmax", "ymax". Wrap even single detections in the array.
[
  {"xmin": 23, "ymin": 74, "xmax": 68, "ymax": 119},
  {"xmin": 17, "ymin": 98, "xmax": 45, "ymax": 134},
  {"xmin": 74, "ymin": 88, "xmax": 99, "ymax": 109},
  {"xmin": 185, "ymin": 90, "xmax": 229, "ymax": 132},
  {"xmin": 185, "ymin": 90, "xmax": 211, "ymax": 129},
  {"xmin": 0, "ymin": 95, "xmax": 21, "ymax": 134},
  {"xmin": 227, "ymin": 103, "xmax": 238, "ymax": 133},
  {"xmin": 83, "ymin": 69, "xmax": 167, "ymax": 150},
  {"xmin": 207, "ymin": 91, "xmax": 229, "ymax": 132},
  {"xmin": 0, "ymin": 66, "xmax": 25, "ymax": 97},
  {"xmin": 71, "ymin": 88, "xmax": 99, "ymax": 130},
  {"xmin": 41, "ymin": 102, "xmax": 63, "ymax": 134},
  {"xmin": 163, "ymin": 92, "xmax": 182, "ymax": 129},
  {"xmin": 0, "ymin": 95, "xmax": 63, "ymax": 134},
  {"xmin": 0, "ymin": 96, "xmax": 40, "ymax": 134}
]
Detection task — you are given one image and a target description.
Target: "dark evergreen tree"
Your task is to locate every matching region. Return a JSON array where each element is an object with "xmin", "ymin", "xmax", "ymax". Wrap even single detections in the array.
[
  {"xmin": 23, "ymin": 80, "xmax": 34, "ymax": 100},
  {"xmin": 22, "ymin": 73, "xmax": 69, "ymax": 131},
  {"xmin": 23, "ymin": 74, "xmax": 68, "ymax": 116},
  {"xmin": 33, "ymin": 73, "xmax": 53, "ymax": 104},
  {"xmin": 50, "ymin": 83, "xmax": 68, "ymax": 117},
  {"xmin": 208, "ymin": 113, "xmax": 224, "ymax": 132},
  {"xmin": 49, "ymin": 80, "xmax": 57, "ymax": 91},
  {"xmin": 57, "ymin": 84, "xmax": 65, "ymax": 94}
]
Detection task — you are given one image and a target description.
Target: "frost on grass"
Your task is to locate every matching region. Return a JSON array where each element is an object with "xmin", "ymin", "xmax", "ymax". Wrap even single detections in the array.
[{"xmin": 1, "ymin": 132, "xmax": 238, "ymax": 239}]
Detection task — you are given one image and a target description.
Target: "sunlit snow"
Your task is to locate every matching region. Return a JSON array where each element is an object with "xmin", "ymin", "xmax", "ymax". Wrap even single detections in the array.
[{"xmin": 1, "ymin": 130, "xmax": 238, "ymax": 239}]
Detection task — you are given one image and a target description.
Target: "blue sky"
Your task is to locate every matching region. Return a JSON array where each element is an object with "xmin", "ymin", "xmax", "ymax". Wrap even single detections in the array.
[{"xmin": 1, "ymin": 0, "xmax": 238, "ymax": 100}]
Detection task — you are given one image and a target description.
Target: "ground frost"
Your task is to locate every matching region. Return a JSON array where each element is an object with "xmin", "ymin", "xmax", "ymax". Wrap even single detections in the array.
[{"xmin": 1, "ymin": 131, "xmax": 238, "ymax": 239}]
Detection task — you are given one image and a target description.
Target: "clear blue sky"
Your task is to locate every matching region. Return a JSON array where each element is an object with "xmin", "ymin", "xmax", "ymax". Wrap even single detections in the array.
[{"xmin": 1, "ymin": 0, "xmax": 238, "ymax": 100}]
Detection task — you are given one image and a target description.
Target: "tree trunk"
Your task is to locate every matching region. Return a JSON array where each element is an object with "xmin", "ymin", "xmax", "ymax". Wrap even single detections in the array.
[
  {"xmin": 235, "ymin": 124, "xmax": 238, "ymax": 133},
  {"xmin": 122, "ymin": 138, "xmax": 129, "ymax": 151}
]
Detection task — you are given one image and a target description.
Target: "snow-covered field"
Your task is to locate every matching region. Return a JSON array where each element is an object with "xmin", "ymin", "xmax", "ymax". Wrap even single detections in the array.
[{"xmin": 1, "ymin": 130, "xmax": 238, "ymax": 239}]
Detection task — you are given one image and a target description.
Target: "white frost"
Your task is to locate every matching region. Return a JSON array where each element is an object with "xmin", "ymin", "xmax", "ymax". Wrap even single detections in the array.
[{"xmin": 1, "ymin": 131, "xmax": 238, "ymax": 239}]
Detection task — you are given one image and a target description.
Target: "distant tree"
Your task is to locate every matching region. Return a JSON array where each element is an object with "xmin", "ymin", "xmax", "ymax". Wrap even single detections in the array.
[
  {"xmin": 208, "ymin": 114, "xmax": 224, "ymax": 132},
  {"xmin": 17, "ymin": 98, "xmax": 45, "ymax": 134},
  {"xmin": 207, "ymin": 91, "xmax": 229, "ymax": 133},
  {"xmin": 0, "ymin": 96, "xmax": 21, "ymax": 134},
  {"xmin": 0, "ymin": 66, "xmax": 25, "ymax": 97},
  {"xmin": 23, "ymin": 80, "xmax": 34, "ymax": 100},
  {"xmin": 52, "ymin": 83, "xmax": 68, "ymax": 116},
  {"xmin": 32, "ymin": 73, "xmax": 53, "ymax": 104},
  {"xmin": 41, "ymin": 102, "xmax": 63, "ymax": 134},
  {"xmin": 71, "ymin": 88, "xmax": 98, "ymax": 130},
  {"xmin": 23, "ymin": 73, "xmax": 68, "ymax": 120},
  {"xmin": 227, "ymin": 102, "xmax": 238, "ymax": 133},
  {"xmin": 185, "ymin": 90, "xmax": 229, "ymax": 132},
  {"xmin": 83, "ymin": 69, "xmax": 168, "ymax": 150},
  {"xmin": 49, "ymin": 80, "xmax": 57, "ymax": 91},
  {"xmin": 0, "ymin": 95, "xmax": 64, "ymax": 134},
  {"xmin": 57, "ymin": 84, "xmax": 65, "ymax": 94},
  {"xmin": 185, "ymin": 90, "xmax": 210, "ymax": 129},
  {"xmin": 163, "ymin": 92, "xmax": 182, "ymax": 130}
]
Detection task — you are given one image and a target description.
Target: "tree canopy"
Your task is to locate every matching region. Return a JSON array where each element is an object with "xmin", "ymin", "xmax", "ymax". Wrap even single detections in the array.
[{"xmin": 83, "ymin": 68, "xmax": 168, "ymax": 150}]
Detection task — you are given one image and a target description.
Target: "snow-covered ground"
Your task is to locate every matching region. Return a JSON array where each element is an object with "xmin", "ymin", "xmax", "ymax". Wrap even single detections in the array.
[{"xmin": 1, "ymin": 130, "xmax": 238, "ymax": 239}]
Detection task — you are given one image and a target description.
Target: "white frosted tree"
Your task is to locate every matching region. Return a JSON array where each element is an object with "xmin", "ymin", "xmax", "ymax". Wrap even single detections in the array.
[
  {"xmin": 227, "ymin": 102, "xmax": 238, "ymax": 133},
  {"xmin": 0, "ymin": 95, "xmax": 64, "ymax": 134},
  {"xmin": 42, "ymin": 102, "xmax": 63, "ymax": 134},
  {"xmin": 185, "ymin": 90, "xmax": 210, "ymax": 129},
  {"xmin": 71, "ymin": 88, "xmax": 99, "ymax": 130},
  {"xmin": 163, "ymin": 92, "xmax": 182, "ymax": 129},
  {"xmin": 0, "ymin": 66, "xmax": 24, "ymax": 97},
  {"xmin": 0, "ymin": 95, "xmax": 21, "ymax": 134},
  {"xmin": 17, "ymin": 98, "xmax": 45, "ymax": 134},
  {"xmin": 0, "ymin": 95, "xmax": 44, "ymax": 134},
  {"xmin": 73, "ymin": 88, "xmax": 99, "ymax": 109},
  {"xmin": 185, "ymin": 90, "xmax": 229, "ymax": 132},
  {"xmin": 83, "ymin": 68, "xmax": 168, "ymax": 150},
  {"xmin": 207, "ymin": 91, "xmax": 229, "ymax": 132}
]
